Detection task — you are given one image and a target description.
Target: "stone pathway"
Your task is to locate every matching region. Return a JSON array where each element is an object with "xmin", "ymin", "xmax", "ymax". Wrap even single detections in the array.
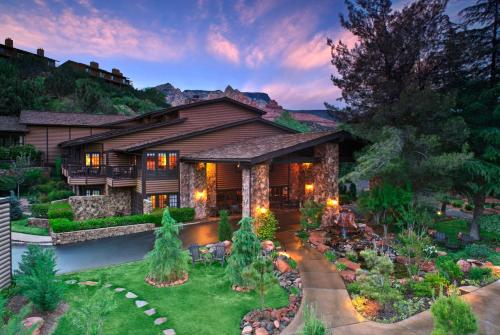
[
  {"xmin": 277, "ymin": 230, "xmax": 500, "ymax": 335},
  {"xmin": 11, "ymin": 232, "xmax": 52, "ymax": 245}
]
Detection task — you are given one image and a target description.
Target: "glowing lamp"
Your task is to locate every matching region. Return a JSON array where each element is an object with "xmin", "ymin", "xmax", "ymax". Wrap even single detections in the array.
[
  {"xmin": 305, "ymin": 183, "xmax": 314, "ymax": 192},
  {"xmin": 327, "ymin": 198, "xmax": 339, "ymax": 207},
  {"xmin": 259, "ymin": 207, "xmax": 268, "ymax": 214},
  {"xmin": 302, "ymin": 163, "xmax": 312, "ymax": 169},
  {"xmin": 195, "ymin": 190, "xmax": 206, "ymax": 201},
  {"xmin": 436, "ymin": 210, "xmax": 443, "ymax": 216}
]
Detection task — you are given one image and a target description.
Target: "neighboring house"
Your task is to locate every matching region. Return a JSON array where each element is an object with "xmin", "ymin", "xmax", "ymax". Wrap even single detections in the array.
[
  {"xmin": 0, "ymin": 37, "xmax": 56, "ymax": 67},
  {"xmin": 0, "ymin": 116, "xmax": 27, "ymax": 147},
  {"xmin": 60, "ymin": 60, "xmax": 131, "ymax": 87},
  {"xmin": 5, "ymin": 98, "xmax": 360, "ymax": 220}
]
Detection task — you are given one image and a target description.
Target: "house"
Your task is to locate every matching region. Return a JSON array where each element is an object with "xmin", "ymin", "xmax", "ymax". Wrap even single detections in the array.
[
  {"xmin": 0, "ymin": 38, "xmax": 56, "ymax": 67},
  {"xmin": 60, "ymin": 60, "xmax": 131, "ymax": 87},
  {"xmin": 0, "ymin": 116, "xmax": 27, "ymax": 147},
  {"xmin": 6, "ymin": 98, "xmax": 361, "ymax": 220}
]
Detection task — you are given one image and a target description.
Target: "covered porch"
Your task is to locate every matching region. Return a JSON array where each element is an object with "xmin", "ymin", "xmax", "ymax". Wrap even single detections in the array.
[{"xmin": 179, "ymin": 131, "xmax": 359, "ymax": 224}]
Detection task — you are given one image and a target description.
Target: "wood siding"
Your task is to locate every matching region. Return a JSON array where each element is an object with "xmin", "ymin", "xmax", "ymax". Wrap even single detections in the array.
[
  {"xmin": 146, "ymin": 179, "xmax": 179, "ymax": 194},
  {"xmin": 0, "ymin": 198, "xmax": 11, "ymax": 289},
  {"xmin": 67, "ymin": 176, "xmax": 106, "ymax": 185},
  {"xmin": 179, "ymin": 102, "xmax": 260, "ymax": 128},
  {"xmin": 106, "ymin": 178, "xmax": 137, "ymax": 188},
  {"xmin": 216, "ymin": 163, "xmax": 241, "ymax": 190},
  {"xmin": 270, "ymin": 164, "xmax": 289, "ymax": 186}
]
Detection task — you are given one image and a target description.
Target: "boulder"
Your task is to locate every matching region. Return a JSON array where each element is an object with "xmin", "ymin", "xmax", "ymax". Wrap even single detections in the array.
[
  {"xmin": 340, "ymin": 270, "xmax": 356, "ymax": 282},
  {"xmin": 420, "ymin": 261, "xmax": 435, "ymax": 272},
  {"xmin": 437, "ymin": 250, "xmax": 448, "ymax": 257},
  {"xmin": 457, "ymin": 260, "xmax": 471, "ymax": 273},
  {"xmin": 338, "ymin": 258, "xmax": 361, "ymax": 271},
  {"xmin": 261, "ymin": 240, "xmax": 275, "ymax": 252},
  {"xmin": 241, "ymin": 326, "xmax": 252, "ymax": 335},
  {"xmin": 309, "ymin": 230, "xmax": 327, "ymax": 245},
  {"xmin": 275, "ymin": 259, "xmax": 291, "ymax": 273},
  {"xmin": 458, "ymin": 285, "xmax": 479, "ymax": 295},
  {"xmin": 316, "ymin": 243, "xmax": 330, "ymax": 254},
  {"xmin": 255, "ymin": 328, "xmax": 269, "ymax": 335},
  {"xmin": 22, "ymin": 317, "xmax": 44, "ymax": 335}
]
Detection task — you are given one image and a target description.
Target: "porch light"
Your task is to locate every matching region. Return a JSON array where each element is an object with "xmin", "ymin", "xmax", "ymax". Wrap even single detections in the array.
[
  {"xmin": 305, "ymin": 183, "xmax": 314, "ymax": 192},
  {"xmin": 259, "ymin": 207, "xmax": 268, "ymax": 214},
  {"xmin": 327, "ymin": 198, "xmax": 339, "ymax": 207},
  {"xmin": 195, "ymin": 190, "xmax": 206, "ymax": 201},
  {"xmin": 436, "ymin": 210, "xmax": 443, "ymax": 216},
  {"xmin": 302, "ymin": 163, "xmax": 312, "ymax": 169}
]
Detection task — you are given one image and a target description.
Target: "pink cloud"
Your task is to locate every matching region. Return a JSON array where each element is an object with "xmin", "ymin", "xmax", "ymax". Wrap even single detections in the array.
[
  {"xmin": 206, "ymin": 27, "xmax": 240, "ymax": 64},
  {"xmin": 234, "ymin": 0, "xmax": 280, "ymax": 25},
  {"xmin": 245, "ymin": 47, "xmax": 264, "ymax": 67},
  {"xmin": 0, "ymin": 7, "xmax": 190, "ymax": 62}
]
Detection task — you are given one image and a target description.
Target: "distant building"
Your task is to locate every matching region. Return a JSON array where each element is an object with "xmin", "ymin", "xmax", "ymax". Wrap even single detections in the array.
[
  {"xmin": 61, "ymin": 60, "xmax": 131, "ymax": 87},
  {"xmin": 0, "ymin": 37, "xmax": 56, "ymax": 67}
]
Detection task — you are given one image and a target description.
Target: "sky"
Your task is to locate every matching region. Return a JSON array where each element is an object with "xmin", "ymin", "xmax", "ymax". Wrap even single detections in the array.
[{"xmin": 1, "ymin": 0, "xmax": 470, "ymax": 109}]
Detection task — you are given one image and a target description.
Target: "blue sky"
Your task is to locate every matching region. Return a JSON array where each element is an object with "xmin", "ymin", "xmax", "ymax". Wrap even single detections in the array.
[{"xmin": 1, "ymin": 0, "xmax": 470, "ymax": 109}]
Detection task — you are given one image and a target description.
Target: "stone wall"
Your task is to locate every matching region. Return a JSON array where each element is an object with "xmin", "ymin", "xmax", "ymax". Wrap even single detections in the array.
[
  {"xmin": 179, "ymin": 162, "xmax": 192, "ymax": 208},
  {"xmin": 143, "ymin": 199, "xmax": 153, "ymax": 214},
  {"xmin": 69, "ymin": 188, "xmax": 132, "ymax": 221},
  {"xmin": 180, "ymin": 162, "xmax": 211, "ymax": 219},
  {"xmin": 206, "ymin": 163, "xmax": 217, "ymax": 211},
  {"xmin": 51, "ymin": 223, "xmax": 155, "ymax": 245},
  {"xmin": 28, "ymin": 218, "xmax": 49, "ymax": 228},
  {"xmin": 242, "ymin": 163, "xmax": 269, "ymax": 217}
]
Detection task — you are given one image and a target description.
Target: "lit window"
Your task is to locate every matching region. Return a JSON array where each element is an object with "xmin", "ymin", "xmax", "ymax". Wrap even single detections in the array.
[
  {"xmin": 158, "ymin": 194, "xmax": 168, "ymax": 208},
  {"xmin": 146, "ymin": 153, "xmax": 156, "ymax": 170},
  {"xmin": 168, "ymin": 153, "xmax": 177, "ymax": 170},
  {"xmin": 169, "ymin": 194, "xmax": 178, "ymax": 207},
  {"xmin": 85, "ymin": 153, "xmax": 100, "ymax": 167},
  {"xmin": 158, "ymin": 153, "xmax": 167, "ymax": 170},
  {"xmin": 149, "ymin": 195, "xmax": 156, "ymax": 209}
]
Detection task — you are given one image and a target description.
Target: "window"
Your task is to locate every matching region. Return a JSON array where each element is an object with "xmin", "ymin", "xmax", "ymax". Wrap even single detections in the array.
[
  {"xmin": 169, "ymin": 194, "xmax": 178, "ymax": 207},
  {"xmin": 149, "ymin": 194, "xmax": 157, "ymax": 209},
  {"xmin": 85, "ymin": 152, "xmax": 101, "ymax": 167},
  {"xmin": 146, "ymin": 153, "xmax": 156, "ymax": 170},
  {"xmin": 85, "ymin": 188, "xmax": 101, "ymax": 196},
  {"xmin": 147, "ymin": 193, "xmax": 179, "ymax": 209},
  {"xmin": 158, "ymin": 153, "xmax": 167, "ymax": 170},
  {"xmin": 158, "ymin": 194, "xmax": 168, "ymax": 208},
  {"xmin": 145, "ymin": 152, "xmax": 178, "ymax": 178},
  {"xmin": 168, "ymin": 153, "xmax": 177, "ymax": 170}
]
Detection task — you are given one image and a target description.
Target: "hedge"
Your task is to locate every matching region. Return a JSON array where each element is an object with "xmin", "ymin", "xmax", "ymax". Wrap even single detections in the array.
[
  {"xmin": 153, "ymin": 207, "xmax": 195, "ymax": 223},
  {"xmin": 31, "ymin": 203, "xmax": 51, "ymax": 218},
  {"xmin": 50, "ymin": 213, "xmax": 163, "ymax": 233},
  {"xmin": 48, "ymin": 203, "xmax": 74, "ymax": 220}
]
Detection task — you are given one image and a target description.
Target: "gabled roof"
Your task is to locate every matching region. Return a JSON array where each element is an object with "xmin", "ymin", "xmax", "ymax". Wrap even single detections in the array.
[
  {"xmin": 59, "ymin": 118, "xmax": 187, "ymax": 147},
  {"xmin": 113, "ymin": 118, "xmax": 297, "ymax": 152},
  {"xmin": 0, "ymin": 116, "xmax": 27, "ymax": 133},
  {"xmin": 101, "ymin": 97, "xmax": 266, "ymax": 127},
  {"xmin": 182, "ymin": 130, "xmax": 351, "ymax": 164},
  {"xmin": 19, "ymin": 110, "xmax": 131, "ymax": 127}
]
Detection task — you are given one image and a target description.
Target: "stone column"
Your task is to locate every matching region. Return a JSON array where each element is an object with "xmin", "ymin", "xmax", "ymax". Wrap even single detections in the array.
[
  {"xmin": 206, "ymin": 163, "xmax": 217, "ymax": 215},
  {"xmin": 242, "ymin": 163, "xmax": 270, "ymax": 217},
  {"xmin": 179, "ymin": 162, "xmax": 193, "ymax": 208},
  {"xmin": 311, "ymin": 143, "xmax": 340, "ymax": 226},
  {"xmin": 180, "ymin": 162, "xmax": 210, "ymax": 219}
]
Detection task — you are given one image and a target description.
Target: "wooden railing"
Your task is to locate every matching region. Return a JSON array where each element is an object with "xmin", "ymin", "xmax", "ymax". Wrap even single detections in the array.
[
  {"xmin": 67, "ymin": 164, "xmax": 105, "ymax": 178},
  {"xmin": 106, "ymin": 165, "xmax": 137, "ymax": 179}
]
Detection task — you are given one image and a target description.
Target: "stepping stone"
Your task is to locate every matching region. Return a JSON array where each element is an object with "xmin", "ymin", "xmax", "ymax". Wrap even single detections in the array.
[
  {"xmin": 79, "ymin": 281, "xmax": 98, "ymax": 286},
  {"xmin": 64, "ymin": 279, "xmax": 77, "ymax": 285},
  {"xmin": 459, "ymin": 285, "xmax": 479, "ymax": 295},
  {"xmin": 114, "ymin": 288, "xmax": 125, "ymax": 292},
  {"xmin": 103, "ymin": 283, "xmax": 112, "ymax": 288},
  {"xmin": 125, "ymin": 292, "xmax": 138, "ymax": 299},
  {"xmin": 163, "ymin": 329, "xmax": 175, "ymax": 335},
  {"xmin": 144, "ymin": 308, "xmax": 156, "ymax": 316},
  {"xmin": 135, "ymin": 300, "xmax": 148, "ymax": 308},
  {"xmin": 155, "ymin": 317, "xmax": 167, "ymax": 325}
]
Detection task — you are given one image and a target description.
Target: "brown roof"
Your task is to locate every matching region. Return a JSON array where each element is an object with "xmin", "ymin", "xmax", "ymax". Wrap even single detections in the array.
[
  {"xmin": 114, "ymin": 118, "xmax": 297, "ymax": 152},
  {"xmin": 182, "ymin": 130, "xmax": 350, "ymax": 164},
  {"xmin": 19, "ymin": 110, "xmax": 132, "ymax": 127},
  {"xmin": 0, "ymin": 116, "xmax": 27, "ymax": 132}
]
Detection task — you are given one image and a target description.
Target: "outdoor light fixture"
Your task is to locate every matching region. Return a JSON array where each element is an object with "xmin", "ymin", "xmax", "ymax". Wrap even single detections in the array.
[
  {"xmin": 305, "ymin": 183, "xmax": 314, "ymax": 191},
  {"xmin": 327, "ymin": 198, "xmax": 339, "ymax": 207},
  {"xmin": 195, "ymin": 190, "xmax": 206, "ymax": 201},
  {"xmin": 259, "ymin": 207, "xmax": 268, "ymax": 214},
  {"xmin": 436, "ymin": 210, "xmax": 443, "ymax": 216},
  {"xmin": 302, "ymin": 163, "xmax": 312, "ymax": 169}
]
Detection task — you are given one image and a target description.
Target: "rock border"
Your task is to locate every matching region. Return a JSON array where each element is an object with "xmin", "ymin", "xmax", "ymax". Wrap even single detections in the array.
[{"xmin": 145, "ymin": 273, "xmax": 189, "ymax": 288}]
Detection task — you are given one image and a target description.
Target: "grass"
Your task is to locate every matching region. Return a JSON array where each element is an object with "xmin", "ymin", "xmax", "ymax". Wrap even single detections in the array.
[
  {"xmin": 432, "ymin": 218, "xmax": 499, "ymax": 244},
  {"xmin": 11, "ymin": 218, "xmax": 49, "ymax": 236},
  {"xmin": 54, "ymin": 261, "xmax": 289, "ymax": 335}
]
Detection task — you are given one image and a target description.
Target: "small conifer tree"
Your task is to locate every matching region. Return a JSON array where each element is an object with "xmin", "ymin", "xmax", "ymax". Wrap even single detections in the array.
[
  {"xmin": 9, "ymin": 191, "xmax": 23, "ymax": 220},
  {"xmin": 145, "ymin": 208, "xmax": 190, "ymax": 283},
  {"xmin": 217, "ymin": 210, "xmax": 233, "ymax": 241},
  {"xmin": 226, "ymin": 217, "xmax": 261, "ymax": 286},
  {"xmin": 242, "ymin": 255, "xmax": 277, "ymax": 309},
  {"xmin": 431, "ymin": 294, "xmax": 478, "ymax": 335}
]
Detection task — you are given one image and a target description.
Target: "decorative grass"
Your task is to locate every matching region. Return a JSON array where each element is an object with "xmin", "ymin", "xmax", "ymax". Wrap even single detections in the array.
[{"xmin": 54, "ymin": 261, "xmax": 289, "ymax": 335}]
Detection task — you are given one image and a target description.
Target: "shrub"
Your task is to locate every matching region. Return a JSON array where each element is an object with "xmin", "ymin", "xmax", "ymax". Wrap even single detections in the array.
[
  {"xmin": 468, "ymin": 267, "xmax": 492, "ymax": 281},
  {"xmin": 48, "ymin": 202, "xmax": 73, "ymax": 220},
  {"xmin": 464, "ymin": 203, "xmax": 474, "ymax": 211},
  {"xmin": 169, "ymin": 207, "xmax": 195, "ymax": 222},
  {"xmin": 359, "ymin": 249, "xmax": 378, "ymax": 269},
  {"xmin": 217, "ymin": 210, "xmax": 233, "ymax": 241},
  {"xmin": 436, "ymin": 258, "xmax": 463, "ymax": 283},
  {"xmin": 15, "ymin": 246, "xmax": 64, "ymax": 311},
  {"xmin": 226, "ymin": 217, "xmax": 261, "ymax": 286},
  {"xmin": 47, "ymin": 189, "xmax": 73, "ymax": 202},
  {"xmin": 347, "ymin": 282, "xmax": 362, "ymax": 295},
  {"xmin": 299, "ymin": 200, "xmax": 324, "ymax": 230},
  {"xmin": 464, "ymin": 244, "xmax": 491, "ymax": 260},
  {"xmin": 0, "ymin": 303, "xmax": 35, "ymax": 335},
  {"xmin": 431, "ymin": 295, "xmax": 478, "ymax": 335},
  {"xmin": 241, "ymin": 255, "xmax": 278, "ymax": 309},
  {"xmin": 479, "ymin": 215, "xmax": 500, "ymax": 234},
  {"xmin": 451, "ymin": 199, "xmax": 464, "ymax": 208},
  {"xmin": 0, "ymin": 175, "xmax": 16, "ymax": 193},
  {"xmin": 5, "ymin": 145, "xmax": 41, "ymax": 161},
  {"xmin": 255, "ymin": 211, "xmax": 278, "ymax": 240},
  {"xmin": 287, "ymin": 257, "xmax": 298, "ymax": 269},
  {"xmin": 411, "ymin": 281, "xmax": 434, "ymax": 297},
  {"xmin": 325, "ymin": 250, "xmax": 336, "ymax": 263},
  {"xmin": 9, "ymin": 191, "xmax": 23, "ymax": 220},
  {"xmin": 299, "ymin": 305, "xmax": 326, "ymax": 335},
  {"xmin": 346, "ymin": 250, "xmax": 358, "ymax": 262},
  {"xmin": 145, "ymin": 209, "xmax": 190, "ymax": 282},
  {"xmin": 31, "ymin": 203, "xmax": 50, "ymax": 218},
  {"xmin": 49, "ymin": 213, "xmax": 163, "ymax": 233},
  {"xmin": 335, "ymin": 262, "xmax": 347, "ymax": 271}
]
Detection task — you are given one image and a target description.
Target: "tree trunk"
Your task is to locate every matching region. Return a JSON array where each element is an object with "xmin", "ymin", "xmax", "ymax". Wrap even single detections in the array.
[
  {"xmin": 383, "ymin": 224, "xmax": 388, "ymax": 240},
  {"xmin": 440, "ymin": 202, "xmax": 447, "ymax": 215},
  {"xmin": 491, "ymin": 0, "xmax": 498, "ymax": 85},
  {"xmin": 17, "ymin": 183, "xmax": 20, "ymax": 198},
  {"xmin": 470, "ymin": 193, "xmax": 485, "ymax": 241}
]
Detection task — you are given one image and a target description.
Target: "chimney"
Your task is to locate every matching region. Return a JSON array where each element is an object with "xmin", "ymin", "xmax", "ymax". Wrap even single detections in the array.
[
  {"xmin": 111, "ymin": 68, "xmax": 121, "ymax": 76},
  {"xmin": 37, "ymin": 48, "xmax": 44, "ymax": 57},
  {"xmin": 5, "ymin": 38, "xmax": 13, "ymax": 48},
  {"xmin": 90, "ymin": 61, "xmax": 99, "ymax": 69}
]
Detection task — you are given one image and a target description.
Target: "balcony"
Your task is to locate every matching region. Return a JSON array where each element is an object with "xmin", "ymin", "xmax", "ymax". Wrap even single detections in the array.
[
  {"xmin": 106, "ymin": 165, "xmax": 138, "ymax": 187},
  {"xmin": 66, "ymin": 165, "xmax": 106, "ymax": 185}
]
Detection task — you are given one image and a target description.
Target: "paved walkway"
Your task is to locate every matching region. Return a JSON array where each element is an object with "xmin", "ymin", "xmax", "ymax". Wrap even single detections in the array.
[
  {"xmin": 276, "ymin": 228, "xmax": 500, "ymax": 335},
  {"xmin": 11, "ymin": 232, "xmax": 52, "ymax": 245}
]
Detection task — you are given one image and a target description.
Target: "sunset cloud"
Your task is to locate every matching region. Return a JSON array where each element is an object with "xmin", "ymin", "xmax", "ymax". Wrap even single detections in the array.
[
  {"xmin": 206, "ymin": 27, "xmax": 240, "ymax": 64},
  {"xmin": 245, "ymin": 47, "xmax": 265, "ymax": 68},
  {"xmin": 234, "ymin": 0, "xmax": 280, "ymax": 25}
]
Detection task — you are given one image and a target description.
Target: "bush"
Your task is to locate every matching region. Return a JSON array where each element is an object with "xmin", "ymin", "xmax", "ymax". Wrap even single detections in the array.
[
  {"xmin": 169, "ymin": 207, "xmax": 195, "ymax": 222},
  {"xmin": 346, "ymin": 250, "xmax": 358, "ymax": 262},
  {"xmin": 217, "ymin": 210, "xmax": 233, "ymax": 241},
  {"xmin": 47, "ymin": 189, "xmax": 74, "ymax": 202},
  {"xmin": 325, "ymin": 250, "xmax": 336, "ymax": 263},
  {"xmin": 335, "ymin": 262, "xmax": 347, "ymax": 271},
  {"xmin": 9, "ymin": 191, "xmax": 23, "ymax": 220},
  {"xmin": 49, "ymin": 213, "xmax": 163, "ymax": 233},
  {"xmin": 241, "ymin": 255, "xmax": 278, "ymax": 309},
  {"xmin": 299, "ymin": 200, "xmax": 324, "ymax": 230},
  {"xmin": 464, "ymin": 203, "xmax": 474, "ymax": 211},
  {"xmin": 479, "ymin": 215, "xmax": 500, "ymax": 234},
  {"xmin": 0, "ymin": 175, "xmax": 16, "ymax": 193},
  {"xmin": 347, "ymin": 282, "xmax": 362, "ymax": 295},
  {"xmin": 411, "ymin": 274, "xmax": 448, "ymax": 298},
  {"xmin": 15, "ymin": 245, "xmax": 64, "ymax": 311},
  {"xmin": 255, "ymin": 211, "xmax": 278, "ymax": 240},
  {"xmin": 48, "ymin": 202, "xmax": 73, "ymax": 220},
  {"xmin": 468, "ymin": 267, "xmax": 492, "ymax": 281},
  {"xmin": 299, "ymin": 305, "xmax": 326, "ymax": 335},
  {"xmin": 31, "ymin": 203, "xmax": 50, "ymax": 218},
  {"xmin": 464, "ymin": 244, "xmax": 491, "ymax": 260},
  {"xmin": 431, "ymin": 295, "xmax": 478, "ymax": 335},
  {"xmin": 436, "ymin": 258, "xmax": 463, "ymax": 283},
  {"xmin": 451, "ymin": 199, "xmax": 464, "ymax": 208}
]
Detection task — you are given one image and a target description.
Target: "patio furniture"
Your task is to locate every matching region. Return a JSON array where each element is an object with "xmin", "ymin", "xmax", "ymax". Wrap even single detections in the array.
[
  {"xmin": 188, "ymin": 244, "xmax": 204, "ymax": 265},
  {"xmin": 434, "ymin": 232, "xmax": 447, "ymax": 245},
  {"xmin": 212, "ymin": 243, "xmax": 226, "ymax": 266}
]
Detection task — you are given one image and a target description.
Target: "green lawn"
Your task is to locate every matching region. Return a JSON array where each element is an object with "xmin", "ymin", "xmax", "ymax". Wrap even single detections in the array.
[
  {"xmin": 11, "ymin": 218, "xmax": 49, "ymax": 236},
  {"xmin": 431, "ymin": 218, "xmax": 499, "ymax": 244},
  {"xmin": 54, "ymin": 261, "xmax": 289, "ymax": 335}
]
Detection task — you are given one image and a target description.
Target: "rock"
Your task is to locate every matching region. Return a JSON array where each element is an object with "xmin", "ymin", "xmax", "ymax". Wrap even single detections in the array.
[
  {"xmin": 398, "ymin": 278, "xmax": 408, "ymax": 285},
  {"xmin": 395, "ymin": 256, "xmax": 409, "ymax": 265},
  {"xmin": 420, "ymin": 261, "xmax": 435, "ymax": 272},
  {"xmin": 437, "ymin": 250, "xmax": 448, "ymax": 257},
  {"xmin": 145, "ymin": 308, "xmax": 156, "ymax": 316},
  {"xmin": 155, "ymin": 317, "xmax": 167, "ymax": 325},
  {"xmin": 364, "ymin": 225, "xmax": 374, "ymax": 234},
  {"xmin": 103, "ymin": 283, "xmax": 112, "ymax": 288},
  {"xmin": 275, "ymin": 258, "xmax": 291, "ymax": 273},
  {"xmin": 79, "ymin": 281, "xmax": 98, "ymax": 286},
  {"xmin": 261, "ymin": 240, "xmax": 275, "ymax": 252},
  {"xmin": 126, "ymin": 292, "xmax": 138, "ymax": 299},
  {"xmin": 241, "ymin": 325, "xmax": 253, "ymax": 334},
  {"xmin": 64, "ymin": 279, "xmax": 77, "ymax": 285},
  {"xmin": 309, "ymin": 230, "xmax": 327, "ymax": 245},
  {"xmin": 22, "ymin": 317, "xmax": 44, "ymax": 335},
  {"xmin": 135, "ymin": 300, "xmax": 148, "ymax": 308},
  {"xmin": 466, "ymin": 259, "xmax": 484, "ymax": 266},
  {"xmin": 316, "ymin": 243, "xmax": 330, "ymax": 254},
  {"xmin": 255, "ymin": 328, "xmax": 269, "ymax": 335},
  {"xmin": 457, "ymin": 260, "xmax": 471, "ymax": 273},
  {"xmin": 274, "ymin": 320, "xmax": 280, "ymax": 328},
  {"xmin": 459, "ymin": 285, "xmax": 479, "ymax": 295},
  {"xmin": 340, "ymin": 270, "xmax": 356, "ymax": 282},
  {"xmin": 163, "ymin": 329, "xmax": 176, "ymax": 335},
  {"xmin": 114, "ymin": 287, "xmax": 125, "ymax": 292},
  {"xmin": 338, "ymin": 258, "xmax": 361, "ymax": 271}
]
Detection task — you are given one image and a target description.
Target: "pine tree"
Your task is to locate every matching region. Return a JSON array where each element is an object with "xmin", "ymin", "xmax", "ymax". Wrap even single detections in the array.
[
  {"xmin": 241, "ymin": 256, "xmax": 278, "ymax": 309},
  {"xmin": 9, "ymin": 191, "xmax": 23, "ymax": 221},
  {"xmin": 226, "ymin": 217, "xmax": 261, "ymax": 286},
  {"xmin": 145, "ymin": 208, "xmax": 190, "ymax": 283},
  {"xmin": 217, "ymin": 210, "xmax": 233, "ymax": 242}
]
